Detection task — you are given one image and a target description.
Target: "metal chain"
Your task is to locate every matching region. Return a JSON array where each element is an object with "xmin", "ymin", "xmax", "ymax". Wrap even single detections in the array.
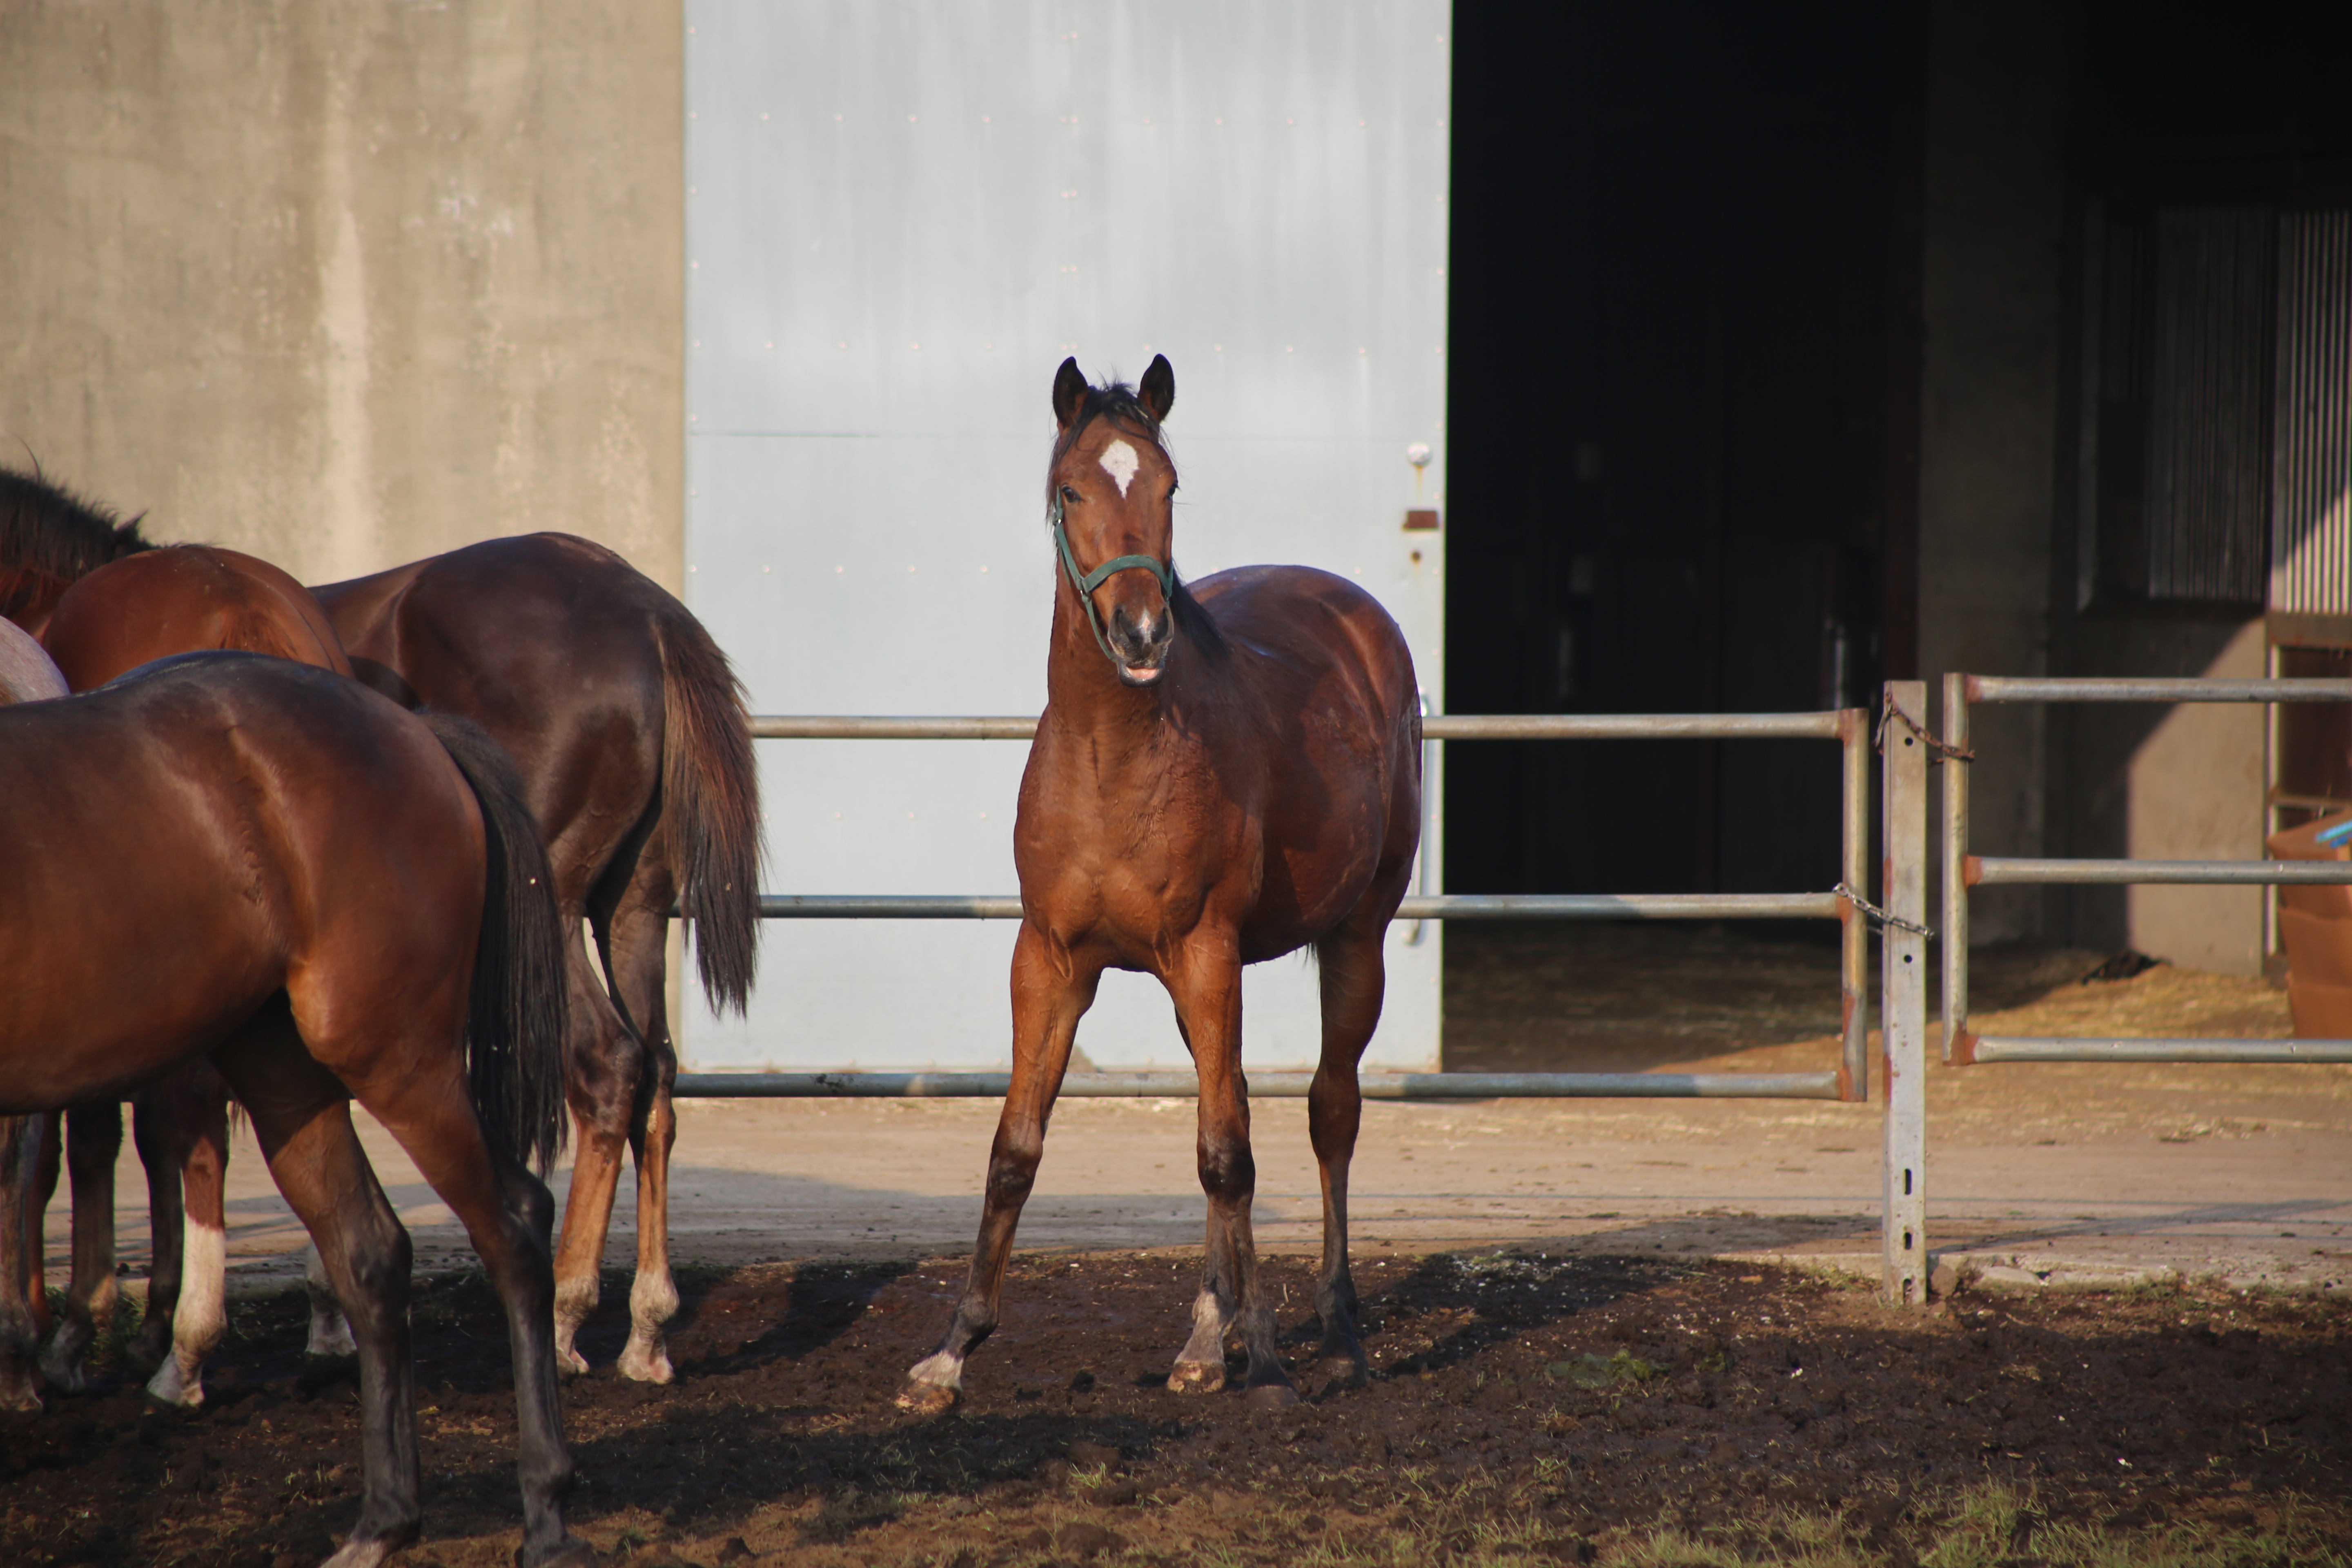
[
  {"xmin": 1833, "ymin": 881, "xmax": 1937, "ymax": 940},
  {"xmin": 1875, "ymin": 690, "xmax": 1976, "ymax": 763}
]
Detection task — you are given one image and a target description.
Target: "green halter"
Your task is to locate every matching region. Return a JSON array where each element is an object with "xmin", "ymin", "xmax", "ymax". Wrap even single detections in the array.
[{"xmin": 1050, "ymin": 490, "xmax": 1176, "ymax": 666}]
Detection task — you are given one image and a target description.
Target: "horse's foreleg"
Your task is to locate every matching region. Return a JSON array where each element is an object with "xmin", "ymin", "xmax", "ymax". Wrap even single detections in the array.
[
  {"xmin": 610, "ymin": 879, "xmax": 680, "ymax": 1386},
  {"xmin": 147, "ymin": 1083, "xmax": 231, "ymax": 1409},
  {"xmin": 350, "ymin": 1058, "xmax": 586, "ymax": 1568},
  {"xmin": 214, "ymin": 1011, "xmax": 422, "ymax": 1568},
  {"xmin": 1170, "ymin": 940, "xmax": 1294, "ymax": 1406},
  {"xmin": 38, "ymin": 1101, "xmax": 122, "ymax": 1394},
  {"xmin": 899, "ymin": 923, "xmax": 1100, "ymax": 1416},
  {"xmin": 128, "ymin": 1085, "xmax": 184, "ymax": 1374},
  {"xmin": 550, "ymin": 937, "xmax": 637, "ymax": 1379},
  {"xmin": 0, "ymin": 1115, "xmax": 48, "ymax": 1411},
  {"xmin": 1308, "ymin": 923, "xmax": 1388, "ymax": 1391}
]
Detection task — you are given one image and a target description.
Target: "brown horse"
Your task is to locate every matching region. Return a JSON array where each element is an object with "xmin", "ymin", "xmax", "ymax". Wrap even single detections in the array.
[
  {"xmin": 899, "ymin": 358, "xmax": 1421, "ymax": 1415},
  {"xmin": 317, "ymin": 534, "xmax": 760, "ymax": 1381},
  {"xmin": 26, "ymin": 542, "xmax": 358, "ymax": 1405},
  {"xmin": 0, "ymin": 653, "xmax": 584, "ymax": 1568},
  {"xmin": 1, "ymin": 466, "xmax": 761, "ymax": 1384}
]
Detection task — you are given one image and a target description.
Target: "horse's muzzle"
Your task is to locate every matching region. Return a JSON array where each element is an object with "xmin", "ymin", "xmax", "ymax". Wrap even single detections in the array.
[{"xmin": 1109, "ymin": 605, "xmax": 1172, "ymax": 685}]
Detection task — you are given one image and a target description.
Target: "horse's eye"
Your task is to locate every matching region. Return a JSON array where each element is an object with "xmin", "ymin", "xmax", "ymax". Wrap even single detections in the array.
[{"xmin": 1060, "ymin": 485, "xmax": 1082, "ymax": 504}]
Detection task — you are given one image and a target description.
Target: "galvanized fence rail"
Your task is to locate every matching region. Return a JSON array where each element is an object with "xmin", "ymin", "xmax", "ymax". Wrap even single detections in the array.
[
  {"xmin": 677, "ymin": 706, "xmax": 1878, "ymax": 1103},
  {"xmin": 1941, "ymin": 674, "xmax": 2352, "ymax": 1066}
]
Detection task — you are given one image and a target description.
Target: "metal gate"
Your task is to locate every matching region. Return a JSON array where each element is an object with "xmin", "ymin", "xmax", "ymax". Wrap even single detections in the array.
[
  {"xmin": 675, "ymin": 702, "xmax": 1875, "ymax": 1097},
  {"xmin": 1940, "ymin": 674, "xmax": 2352, "ymax": 1065}
]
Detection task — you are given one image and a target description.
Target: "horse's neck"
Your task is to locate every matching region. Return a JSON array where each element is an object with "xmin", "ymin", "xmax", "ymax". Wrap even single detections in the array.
[{"xmin": 1042, "ymin": 596, "xmax": 1171, "ymax": 766}]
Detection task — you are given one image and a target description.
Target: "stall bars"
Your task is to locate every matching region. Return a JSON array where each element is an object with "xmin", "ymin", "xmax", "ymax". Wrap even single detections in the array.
[
  {"xmin": 674, "ymin": 707, "xmax": 1877, "ymax": 1104},
  {"xmin": 1941, "ymin": 675, "xmax": 2352, "ymax": 1065}
]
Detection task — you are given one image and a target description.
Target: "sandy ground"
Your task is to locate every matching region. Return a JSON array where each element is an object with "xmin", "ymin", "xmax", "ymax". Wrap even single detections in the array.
[{"xmin": 48, "ymin": 930, "xmax": 2352, "ymax": 1301}]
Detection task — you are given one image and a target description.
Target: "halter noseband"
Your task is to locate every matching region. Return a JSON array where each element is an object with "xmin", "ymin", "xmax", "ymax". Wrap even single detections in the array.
[{"xmin": 1050, "ymin": 489, "xmax": 1175, "ymax": 666}]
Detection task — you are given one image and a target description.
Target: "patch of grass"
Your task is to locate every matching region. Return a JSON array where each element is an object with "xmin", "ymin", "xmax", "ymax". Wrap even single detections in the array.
[
  {"xmin": 1547, "ymin": 1350, "xmax": 1657, "ymax": 1388},
  {"xmin": 1592, "ymin": 1485, "xmax": 2352, "ymax": 1568}
]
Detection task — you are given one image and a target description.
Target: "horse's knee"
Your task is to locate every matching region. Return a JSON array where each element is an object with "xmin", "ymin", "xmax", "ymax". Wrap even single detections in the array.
[
  {"xmin": 1196, "ymin": 1138, "xmax": 1256, "ymax": 1204},
  {"xmin": 984, "ymin": 1127, "xmax": 1045, "ymax": 1206}
]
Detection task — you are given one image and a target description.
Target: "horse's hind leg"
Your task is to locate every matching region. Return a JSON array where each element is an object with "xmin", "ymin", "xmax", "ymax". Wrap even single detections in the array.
[
  {"xmin": 128, "ymin": 1085, "xmax": 184, "ymax": 1374},
  {"xmin": 213, "ymin": 1013, "xmax": 421, "ymax": 1568},
  {"xmin": 899, "ymin": 922, "xmax": 1102, "ymax": 1415},
  {"xmin": 38, "ymin": 1101, "xmax": 123, "ymax": 1394},
  {"xmin": 145, "ymin": 1078, "xmax": 232, "ymax": 1409},
  {"xmin": 549, "ymin": 927, "xmax": 642, "ymax": 1379},
  {"xmin": 0, "ymin": 1114, "xmax": 48, "ymax": 1411},
  {"xmin": 345, "ymin": 1054, "xmax": 585, "ymax": 1566},
  {"xmin": 1167, "ymin": 936, "xmax": 1296, "ymax": 1408},
  {"xmin": 1308, "ymin": 921, "xmax": 1388, "ymax": 1391},
  {"xmin": 605, "ymin": 851, "xmax": 681, "ymax": 1385}
]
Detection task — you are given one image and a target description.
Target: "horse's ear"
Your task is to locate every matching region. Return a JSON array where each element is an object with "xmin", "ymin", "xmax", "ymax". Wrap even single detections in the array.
[
  {"xmin": 1139, "ymin": 354, "xmax": 1175, "ymax": 423},
  {"xmin": 1052, "ymin": 358, "xmax": 1089, "ymax": 430}
]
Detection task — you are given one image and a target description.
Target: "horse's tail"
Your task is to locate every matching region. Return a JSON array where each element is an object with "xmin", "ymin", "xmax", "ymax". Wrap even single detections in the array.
[
  {"xmin": 656, "ymin": 608, "xmax": 762, "ymax": 1015},
  {"xmin": 421, "ymin": 712, "xmax": 569, "ymax": 1175}
]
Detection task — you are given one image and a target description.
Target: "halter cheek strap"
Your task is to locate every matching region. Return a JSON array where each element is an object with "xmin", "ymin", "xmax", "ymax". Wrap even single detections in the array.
[{"xmin": 1050, "ymin": 492, "xmax": 1175, "ymax": 666}]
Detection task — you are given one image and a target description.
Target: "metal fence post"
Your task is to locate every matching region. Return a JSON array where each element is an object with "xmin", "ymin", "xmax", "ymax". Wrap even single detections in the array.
[
  {"xmin": 1882, "ymin": 679, "xmax": 1929, "ymax": 1305},
  {"xmin": 1942, "ymin": 673, "xmax": 1971, "ymax": 1063},
  {"xmin": 1838, "ymin": 708, "xmax": 1871, "ymax": 1100}
]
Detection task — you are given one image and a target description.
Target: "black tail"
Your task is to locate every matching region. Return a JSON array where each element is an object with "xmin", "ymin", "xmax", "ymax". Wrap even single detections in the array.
[
  {"xmin": 422, "ymin": 713, "xmax": 569, "ymax": 1175},
  {"xmin": 656, "ymin": 610, "xmax": 762, "ymax": 1014}
]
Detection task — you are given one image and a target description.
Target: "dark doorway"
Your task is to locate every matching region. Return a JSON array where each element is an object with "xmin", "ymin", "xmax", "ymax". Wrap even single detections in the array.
[{"xmin": 1444, "ymin": 2, "xmax": 1912, "ymax": 899}]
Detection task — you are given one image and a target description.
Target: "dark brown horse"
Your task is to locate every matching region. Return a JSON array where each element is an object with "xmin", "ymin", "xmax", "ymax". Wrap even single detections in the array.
[
  {"xmin": 317, "ymin": 534, "xmax": 760, "ymax": 1381},
  {"xmin": 899, "ymin": 358, "xmax": 1421, "ymax": 1415},
  {"xmin": 0, "ymin": 653, "xmax": 584, "ymax": 1568},
  {"xmin": 26, "ymin": 542, "xmax": 358, "ymax": 1405},
  {"xmin": 1, "ymin": 465, "xmax": 761, "ymax": 1384}
]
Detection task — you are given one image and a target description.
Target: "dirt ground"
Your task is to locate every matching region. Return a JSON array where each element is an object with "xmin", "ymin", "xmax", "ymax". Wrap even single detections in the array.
[
  {"xmin": 9, "ymin": 927, "xmax": 2352, "ymax": 1565},
  {"xmin": 4, "ymin": 1253, "xmax": 2348, "ymax": 1567}
]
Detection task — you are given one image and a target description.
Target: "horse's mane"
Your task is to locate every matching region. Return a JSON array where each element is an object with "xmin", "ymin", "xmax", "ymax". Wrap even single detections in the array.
[
  {"xmin": 1046, "ymin": 380, "xmax": 1227, "ymax": 659},
  {"xmin": 0, "ymin": 462, "xmax": 154, "ymax": 583}
]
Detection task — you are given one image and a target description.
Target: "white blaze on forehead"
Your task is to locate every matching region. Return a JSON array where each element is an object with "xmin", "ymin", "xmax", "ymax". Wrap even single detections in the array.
[{"xmin": 1098, "ymin": 438, "xmax": 1141, "ymax": 497}]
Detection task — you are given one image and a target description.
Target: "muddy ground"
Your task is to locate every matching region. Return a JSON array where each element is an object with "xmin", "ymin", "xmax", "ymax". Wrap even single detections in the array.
[
  {"xmin": 5, "ymin": 1251, "xmax": 2349, "ymax": 1567},
  {"xmin": 9, "ymin": 928, "xmax": 2350, "ymax": 1565}
]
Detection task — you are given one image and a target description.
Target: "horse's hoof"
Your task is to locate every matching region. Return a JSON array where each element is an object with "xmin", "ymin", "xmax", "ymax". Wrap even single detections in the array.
[
  {"xmin": 514, "ymin": 1533, "xmax": 598, "ymax": 1568},
  {"xmin": 144, "ymin": 1361, "xmax": 204, "ymax": 1411},
  {"xmin": 555, "ymin": 1344, "xmax": 590, "ymax": 1379},
  {"xmin": 1317, "ymin": 1355, "xmax": 1370, "ymax": 1392},
  {"xmin": 1243, "ymin": 1381, "xmax": 1301, "ymax": 1412},
  {"xmin": 1166, "ymin": 1361, "xmax": 1226, "ymax": 1395},
  {"xmin": 0, "ymin": 1383, "xmax": 42, "ymax": 1415},
  {"xmin": 35, "ymin": 1357, "xmax": 87, "ymax": 1397},
  {"xmin": 617, "ymin": 1336, "xmax": 673, "ymax": 1385},
  {"xmin": 319, "ymin": 1539, "xmax": 396, "ymax": 1568},
  {"xmin": 895, "ymin": 1380, "xmax": 959, "ymax": 1417}
]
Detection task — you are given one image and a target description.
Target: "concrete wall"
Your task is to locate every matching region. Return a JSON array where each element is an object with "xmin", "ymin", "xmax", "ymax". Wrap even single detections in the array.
[
  {"xmin": 1915, "ymin": 0, "xmax": 2073, "ymax": 943},
  {"xmin": 0, "ymin": 1, "xmax": 684, "ymax": 591}
]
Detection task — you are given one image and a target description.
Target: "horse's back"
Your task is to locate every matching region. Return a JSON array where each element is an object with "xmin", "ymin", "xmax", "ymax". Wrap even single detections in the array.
[
  {"xmin": 0, "ymin": 656, "xmax": 479, "ymax": 1108},
  {"xmin": 41, "ymin": 545, "xmax": 352, "ymax": 691},
  {"xmin": 315, "ymin": 532, "xmax": 669, "ymax": 798}
]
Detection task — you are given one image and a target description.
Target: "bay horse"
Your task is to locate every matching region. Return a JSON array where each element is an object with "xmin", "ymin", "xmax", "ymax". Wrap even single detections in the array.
[
  {"xmin": 899, "ymin": 357, "xmax": 1421, "ymax": 1415},
  {"xmin": 1, "ymin": 465, "xmax": 761, "ymax": 1384},
  {"xmin": 0, "ymin": 653, "xmax": 585, "ymax": 1568},
  {"xmin": 25, "ymin": 542, "xmax": 359, "ymax": 1406}
]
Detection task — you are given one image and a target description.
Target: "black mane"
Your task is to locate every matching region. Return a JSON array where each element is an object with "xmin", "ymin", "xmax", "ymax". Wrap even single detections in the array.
[
  {"xmin": 1046, "ymin": 378, "xmax": 1227, "ymax": 659},
  {"xmin": 0, "ymin": 463, "xmax": 153, "ymax": 582}
]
